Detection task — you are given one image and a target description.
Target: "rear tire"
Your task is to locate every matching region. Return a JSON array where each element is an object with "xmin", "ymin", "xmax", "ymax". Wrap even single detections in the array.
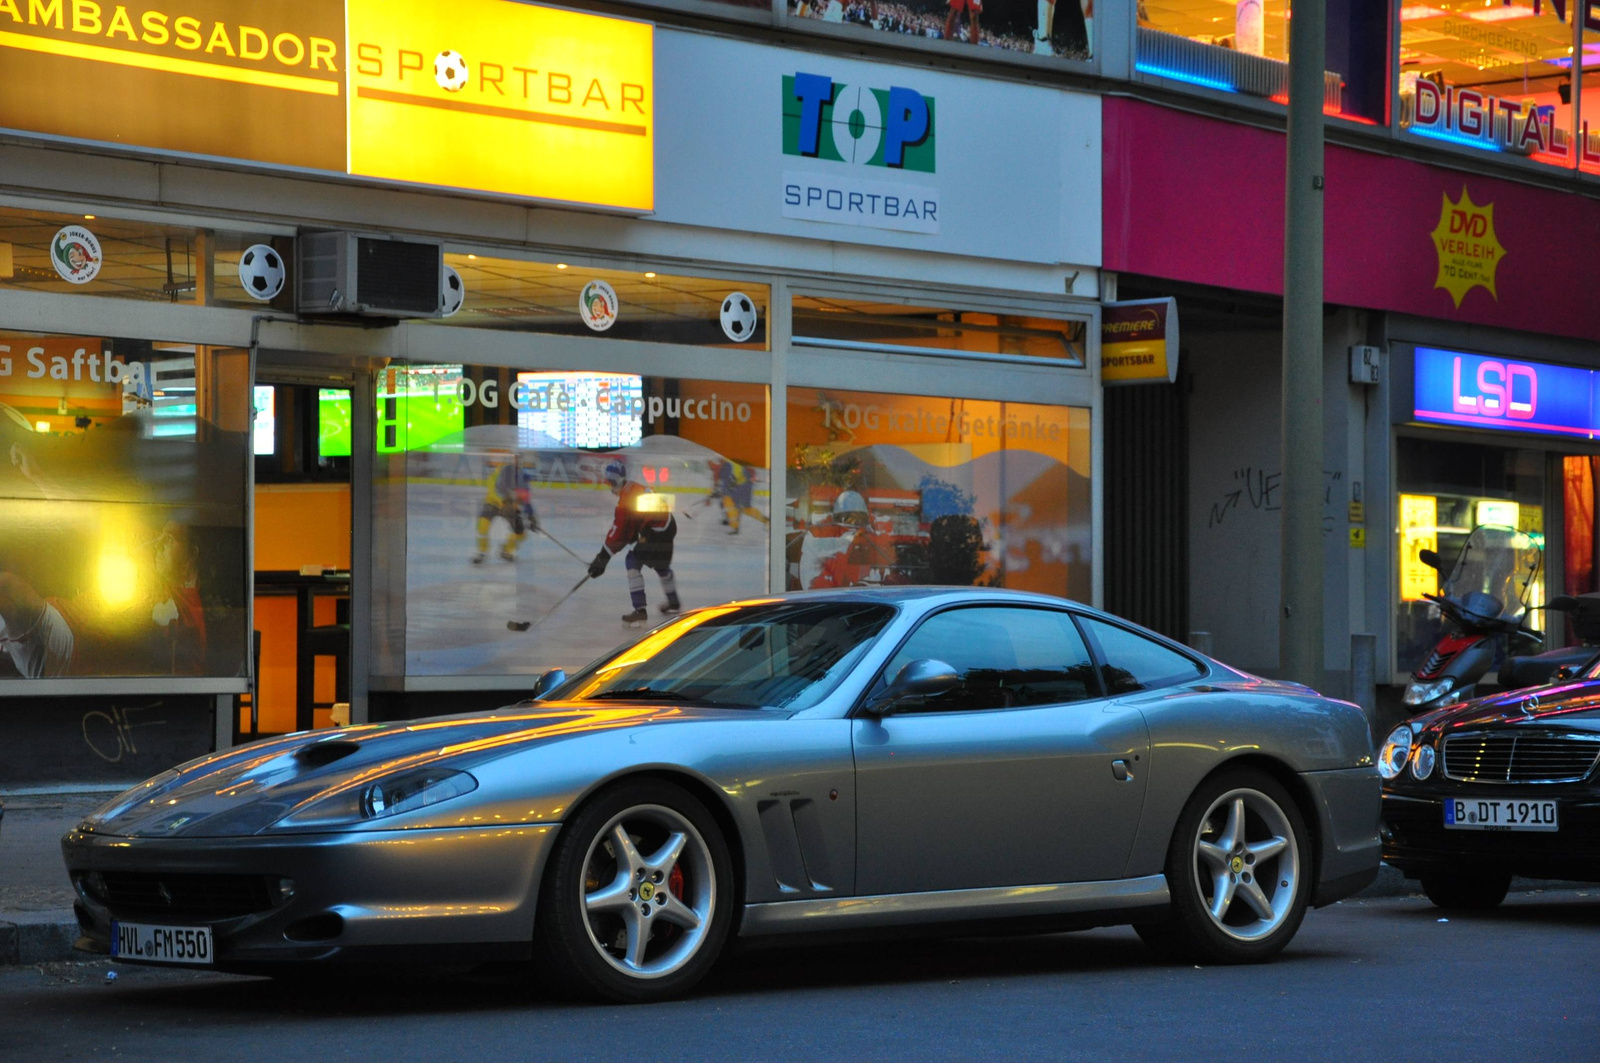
[
  {"xmin": 1137, "ymin": 770, "xmax": 1311, "ymax": 965},
  {"xmin": 1420, "ymin": 869, "xmax": 1511, "ymax": 911},
  {"xmin": 534, "ymin": 779, "xmax": 734, "ymax": 1003}
]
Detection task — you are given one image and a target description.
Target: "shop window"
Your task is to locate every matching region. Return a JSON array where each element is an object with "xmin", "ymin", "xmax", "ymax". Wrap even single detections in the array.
[
  {"xmin": 423, "ymin": 254, "xmax": 769, "ymax": 350},
  {"xmin": 0, "ymin": 330, "xmax": 248, "ymax": 680},
  {"xmin": 788, "ymin": 0, "xmax": 1094, "ymax": 61},
  {"xmin": 1398, "ymin": 3, "xmax": 1575, "ymax": 165},
  {"xmin": 792, "ymin": 296, "xmax": 1086, "ymax": 364},
  {"xmin": 1577, "ymin": 22, "xmax": 1600, "ymax": 173},
  {"xmin": 1137, "ymin": 0, "xmax": 1387, "ymax": 122},
  {"xmin": 372, "ymin": 363, "xmax": 770, "ymax": 678},
  {"xmin": 786, "ymin": 387, "xmax": 1092, "ymax": 601},
  {"xmin": 1395, "ymin": 436, "xmax": 1545, "ymax": 676},
  {"xmin": 0, "ymin": 207, "xmax": 204, "ymax": 302}
]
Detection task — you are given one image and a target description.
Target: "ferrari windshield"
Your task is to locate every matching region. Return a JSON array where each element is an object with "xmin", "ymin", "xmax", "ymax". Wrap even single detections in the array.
[{"xmin": 559, "ymin": 601, "xmax": 896, "ymax": 710}]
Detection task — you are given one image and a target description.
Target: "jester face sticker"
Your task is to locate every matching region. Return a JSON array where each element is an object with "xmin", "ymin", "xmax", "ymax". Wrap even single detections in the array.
[
  {"xmin": 579, "ymin": 279, "xmax": 619, "ymax": 332},
  {"xmin": 51, "ymin": 226, "xmax": 103, "ymax": 285}
]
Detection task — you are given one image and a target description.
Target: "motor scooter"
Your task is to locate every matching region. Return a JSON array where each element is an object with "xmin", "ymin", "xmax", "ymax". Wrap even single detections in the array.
[
  {"xmin": 1498, "ymin": 591, "xmax": 1600, "ymax": 689},
  {"xmin": 1403, "ymin": 524, "xmax": 1544, "ymax": 709}
]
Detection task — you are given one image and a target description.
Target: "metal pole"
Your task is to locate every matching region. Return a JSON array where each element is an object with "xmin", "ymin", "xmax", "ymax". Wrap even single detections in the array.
[{"xmin": 1280, "ymin": 0, "xmax": 1326, "ymax": 689}]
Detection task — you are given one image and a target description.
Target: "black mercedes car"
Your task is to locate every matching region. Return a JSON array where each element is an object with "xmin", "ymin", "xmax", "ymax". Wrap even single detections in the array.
[{"xmin": 1380, "ymin": 678, "xmax": 1600, "ymax": 909}]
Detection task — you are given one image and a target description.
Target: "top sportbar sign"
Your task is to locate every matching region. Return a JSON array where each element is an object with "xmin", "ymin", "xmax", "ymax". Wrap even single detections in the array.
[
  {"xmin": 0, "ymin": 0, "xmax": 653, "ymax": 211},
  {"xmin": 782, "ymin": 72, "xmax": 938, "ymax": 235}
]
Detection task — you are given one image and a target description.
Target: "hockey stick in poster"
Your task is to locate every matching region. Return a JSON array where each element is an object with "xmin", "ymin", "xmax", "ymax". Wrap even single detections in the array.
[
  {"xmin": 538, "ymin": 526, "xmax": 587, "ymax": 565},
  {"xmin": 507, "ymin": 574, "xmax": 590, "ymax": 633}
]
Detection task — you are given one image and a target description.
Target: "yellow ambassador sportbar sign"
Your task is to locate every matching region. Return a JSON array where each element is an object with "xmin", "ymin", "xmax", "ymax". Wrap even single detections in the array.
[
  {"xmin": 0, "ymin": 0, "xmax": 653, "ymax": 211},
  {"xmin": 347, "ymin": 0, "xmax": 653, "ymax": 211},
  {"xmin": 0, "ymin": 0, "xmax": 345, "ymax": 171}
]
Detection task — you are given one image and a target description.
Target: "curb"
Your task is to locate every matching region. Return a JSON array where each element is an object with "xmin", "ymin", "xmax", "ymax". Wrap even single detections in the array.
[
  {"xmin": 0, "ymin": 909, "xmax": 79, "ymax": 966},
  {"xmin": 0, "ymin": 871, "xmax": 1590, "ymax": 966}
]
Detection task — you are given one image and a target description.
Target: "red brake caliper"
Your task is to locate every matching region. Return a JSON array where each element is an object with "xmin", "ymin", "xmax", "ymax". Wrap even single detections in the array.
[{"xmin": 669, "ymin": 864, "xmax": 684, "ymax": 899}]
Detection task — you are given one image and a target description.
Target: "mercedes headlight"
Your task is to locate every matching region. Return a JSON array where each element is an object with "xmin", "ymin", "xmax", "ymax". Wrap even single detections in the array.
[
  {"xmin": 273, "ymin": 768, "xmax": 478, "ymax": 829},
  {"xmin": 1403, "ymin": 678, "xmax": 1455, "ymax": 706},
  {"xmin": 1378, "ymin": 724, "xmax": 1416, "ymax": 780},
  {"xmin": 1411, "ymin": 742, "xmax": 1437, "ymax": 780}
]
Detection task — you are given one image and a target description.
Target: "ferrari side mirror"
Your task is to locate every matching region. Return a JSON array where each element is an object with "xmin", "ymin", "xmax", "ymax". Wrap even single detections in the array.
[
  {"xmin": 531, "ymin": 668, "xmax": 567, "ymax": 700},
  {"xmin": 863, "ymin": 659, "xmax": 959, "ymax": 716}
]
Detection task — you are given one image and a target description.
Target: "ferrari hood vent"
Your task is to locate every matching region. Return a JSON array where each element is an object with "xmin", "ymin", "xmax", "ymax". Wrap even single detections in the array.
[{"xmin": 293, "ymin": 740, "xmax": 361, "ymax": 768}]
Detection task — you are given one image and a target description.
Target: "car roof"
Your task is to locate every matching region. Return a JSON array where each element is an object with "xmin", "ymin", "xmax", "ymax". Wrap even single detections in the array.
[{"xmin": 725, "ymin": 587, "xmax": 1092, "ymax": 610}]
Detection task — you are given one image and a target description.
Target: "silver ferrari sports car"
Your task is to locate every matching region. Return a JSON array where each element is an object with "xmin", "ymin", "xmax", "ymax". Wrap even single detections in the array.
[{"xmin": 63, "ymin": 589, "xmax": 1380, "ymax": 1002}]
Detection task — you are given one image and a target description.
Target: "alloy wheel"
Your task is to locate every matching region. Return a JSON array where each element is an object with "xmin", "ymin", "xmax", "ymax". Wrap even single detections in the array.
[
  {"xmin": 579, "ymin": 803, "xmax": 716, "ymax": 979},
  {"xmin": 1189, "ymin": 787, "xmax": 1301, "ymax": 943}
]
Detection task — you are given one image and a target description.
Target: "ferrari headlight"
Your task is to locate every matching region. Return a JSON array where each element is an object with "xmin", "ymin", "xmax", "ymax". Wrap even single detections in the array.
[
  {"xmin": 1412, "ymin": 743, "xmax": 1437, "ymax": 780},
  {"xmin": 272, "ymin": 768, "xmax": 478, "ymax": 829},
  {"xmin": 1378, "ymin": 724, "xmax": 1416, "ymax": 780},
  {"xmin": 359, "ymin": 769, "xmax": 477, "ymax": 820},
  {"xmin": 1403, "ymin": 678, "xmax": 1455, "ymax": 706}
]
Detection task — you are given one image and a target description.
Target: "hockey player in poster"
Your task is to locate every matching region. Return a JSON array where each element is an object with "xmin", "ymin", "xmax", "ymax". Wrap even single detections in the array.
[
  {"xmin": 588, "ymin": 457, "xmax": 683, "ymax": 625},
  {"xmin": 709, "ymin": 458, "xmax": 769, "ymax": 536},
  {"xmin": 473, "ymin": 449, "xmax": 536, "ymax": 564}
]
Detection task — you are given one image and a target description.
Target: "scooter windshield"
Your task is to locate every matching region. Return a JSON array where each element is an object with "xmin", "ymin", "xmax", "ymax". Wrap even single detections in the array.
[{"xmin": 1439, "ymin": 524, "xmax": 1542, "ymax": 625}]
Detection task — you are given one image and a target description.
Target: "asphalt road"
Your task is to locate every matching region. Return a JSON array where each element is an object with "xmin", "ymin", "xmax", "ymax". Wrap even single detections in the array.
[{"xmin": 4, "ymin": 889, "xmax": 1597, "ymax": 1063}]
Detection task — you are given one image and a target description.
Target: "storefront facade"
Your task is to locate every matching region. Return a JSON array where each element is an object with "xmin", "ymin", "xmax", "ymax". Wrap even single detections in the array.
[
  {"xmin": 0, "ymin": 4, "xmax": 1103, "ymax": 784},
  {"xmin": 1103, "ymin": 96, "xmax": 1600, "ymax": 696}
]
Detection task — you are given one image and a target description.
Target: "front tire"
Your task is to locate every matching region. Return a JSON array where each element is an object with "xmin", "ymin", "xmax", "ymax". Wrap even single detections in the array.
[
  {"xmin": 534, "ymin": 779, "xmax": 734, "ymax": 1003},
  {"xmin": 1137, "ymin": 770, "xmax": 1311, "ymax": 964},
  {"xmin": 1420, "ymin": 869, "xmax": 1510, "ymax": 911}
]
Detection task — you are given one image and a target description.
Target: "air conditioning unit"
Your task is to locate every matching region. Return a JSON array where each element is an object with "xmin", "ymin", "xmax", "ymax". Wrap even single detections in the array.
[{"xmin": 296, "ymin": 232, "xmax": 443, "ymax": 318}]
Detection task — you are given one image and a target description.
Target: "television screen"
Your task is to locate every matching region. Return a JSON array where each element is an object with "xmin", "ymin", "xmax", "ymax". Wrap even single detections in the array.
[{"xmin": 516, "ymin": 371, "xmax": 642, "ymax": 449}]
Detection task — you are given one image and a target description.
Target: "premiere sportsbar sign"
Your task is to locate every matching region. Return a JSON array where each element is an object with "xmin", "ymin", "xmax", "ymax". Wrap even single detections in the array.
[{"xmin": 0, "ymin": 0, "xmax": 654, "ymax": 211}]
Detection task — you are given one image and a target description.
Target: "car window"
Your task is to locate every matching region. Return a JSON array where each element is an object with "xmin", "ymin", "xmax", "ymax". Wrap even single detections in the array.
[
  {"xmin": 561, "ymin": 601, "xmax": 896, "ymax": 710},
  {"xmin": 1078, "ymin": 616, "xmax": 1204, "ymax": 695},
  {"xmin": 880, "ymin": 607, "xmax": 1101, "ymax": 712}
]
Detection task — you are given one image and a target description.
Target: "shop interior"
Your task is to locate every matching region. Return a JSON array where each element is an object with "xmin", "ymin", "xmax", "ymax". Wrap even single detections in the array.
[
  {"xmin": 1394, "ymin": 435, "xmax": 1600, "ymax": 679},
  {"xmin": 243, "ymin": 381, "xmax": 352, "ymax": 738}
]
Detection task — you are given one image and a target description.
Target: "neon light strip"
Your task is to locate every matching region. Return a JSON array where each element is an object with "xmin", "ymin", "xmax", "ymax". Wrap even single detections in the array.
[
  {"xmin": 1414, "ymin": 408, "xmax": 1597, "ymax": 439},
  {"xmin": 1134, "ymin": 62, "xmax": 1237, "ymax": 93},
  {"xmin": 1407, "ymin": 124, "xmax": 1503, "ymax": 152},
  {"xmin": 0, "ymin": 29, "xmax": 339, "ymax": 96}
]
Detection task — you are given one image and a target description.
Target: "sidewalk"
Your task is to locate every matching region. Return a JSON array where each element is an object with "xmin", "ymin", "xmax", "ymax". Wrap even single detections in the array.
[
  {"xmin": 0, "ymin": 789, "xmax": 1590, "ymax": 965},
  {"xmin": 0, "ymin": 788, "xmax": 122, "ymax": 965}
]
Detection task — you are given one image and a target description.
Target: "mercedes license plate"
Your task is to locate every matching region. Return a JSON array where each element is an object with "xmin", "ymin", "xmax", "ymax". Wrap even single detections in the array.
[
  {"xmin": 1443, "ymin": 797, "xmax": 1558, "ymax": 832},
  {"xmin": 110, "ymin": 921, "xmax": 213, "ymax": 965}
]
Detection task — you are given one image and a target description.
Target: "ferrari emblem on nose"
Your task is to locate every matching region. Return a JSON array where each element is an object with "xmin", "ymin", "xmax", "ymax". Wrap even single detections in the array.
[{"xmin": 156, "ymin": 881, "xmax": 173, "ymax": 906}]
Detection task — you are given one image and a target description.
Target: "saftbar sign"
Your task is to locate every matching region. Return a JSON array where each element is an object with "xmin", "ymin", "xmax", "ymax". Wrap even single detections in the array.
[{"xmin": 782, "ymin": 72, "xmax": 938, "ymax": 234}]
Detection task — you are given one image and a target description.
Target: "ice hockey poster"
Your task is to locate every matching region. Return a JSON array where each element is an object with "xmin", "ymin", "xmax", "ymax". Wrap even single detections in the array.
[
  {"xmin": 786, "ymin": 388, "xmax": 1091, "ymax": 602},
  {"xmin": 386, "ymin": 366, "xmax": 770, "ymax": 677}
]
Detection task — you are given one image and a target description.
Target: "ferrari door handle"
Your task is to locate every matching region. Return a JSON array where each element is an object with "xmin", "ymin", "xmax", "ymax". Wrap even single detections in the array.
[{"xmin": 1110, "ymin": 759, "xmax": 1133, "ymax": 782}]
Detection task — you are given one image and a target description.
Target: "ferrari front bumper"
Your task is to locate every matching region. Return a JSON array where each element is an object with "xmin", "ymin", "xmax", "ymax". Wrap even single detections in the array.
[{"xmin": 61, "ymin": 822, "xmax": 560, "ymax": 969}]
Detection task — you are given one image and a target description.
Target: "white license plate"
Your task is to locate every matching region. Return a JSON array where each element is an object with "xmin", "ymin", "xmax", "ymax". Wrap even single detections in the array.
[
  {"xmin": 1443, "ymin": 797, "xmax": 1559, "ymax": 832},
  {"xmin": 110, "ymin": 921, "xmax": 213, "ymax": 965}
]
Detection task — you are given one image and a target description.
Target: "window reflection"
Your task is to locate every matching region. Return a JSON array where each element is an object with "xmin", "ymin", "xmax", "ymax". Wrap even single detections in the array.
[{"xmin": 1399, "ymin": 2, "xmax": 1575, "ymax": 164}]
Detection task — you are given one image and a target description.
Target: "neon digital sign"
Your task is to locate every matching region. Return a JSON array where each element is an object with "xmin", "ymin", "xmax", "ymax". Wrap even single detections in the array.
[{"xmin": 1413, "ymin": 346, "xmax": 1600, "ymax": 439}]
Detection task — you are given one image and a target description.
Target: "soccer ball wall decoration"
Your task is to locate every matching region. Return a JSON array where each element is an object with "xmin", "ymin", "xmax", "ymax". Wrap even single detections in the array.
[
  {"xmin": 719, "ymin": 292, "xmax": 758, "ymax": 343},
  {"xmin": 440, "ymin": 264, "xmax": 465, "ymax": 317},
  {"xmin": 434, "ymin": 50, "xmax": 469, "ymax": 92},
  {"xmin": 238, "ymin": 244, "xmax": 286, "ymax": 301}
]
